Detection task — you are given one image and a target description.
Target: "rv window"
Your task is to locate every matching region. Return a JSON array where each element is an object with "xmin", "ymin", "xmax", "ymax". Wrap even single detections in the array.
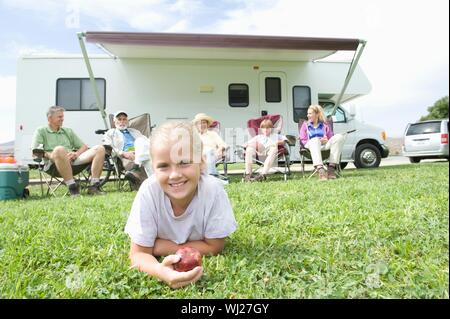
[
  {"xmin": 56, "ymin": 78, "xmax": 106, "ymax": 111},
  {"xmin": 229, "ymin": 84, "xmax": 249, "ymax": 107},
  {"xmin": 292, "ymin": 86, "xmax": 311, "ymax": 123},
  {"xmin": 265, "ymin": 77, "xmax": 281, "ymax": 103}
]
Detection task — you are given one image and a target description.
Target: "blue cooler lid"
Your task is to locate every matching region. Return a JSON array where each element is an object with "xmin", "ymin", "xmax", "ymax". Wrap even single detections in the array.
[{"xmin": 0, "ymin": 163, "xmax": 29, "ymax": 171}]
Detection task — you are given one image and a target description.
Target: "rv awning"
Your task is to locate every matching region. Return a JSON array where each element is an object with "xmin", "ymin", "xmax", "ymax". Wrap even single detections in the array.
[{"xmin": 84, "ymin": 32, "xmax": 361, "ymax": 61}]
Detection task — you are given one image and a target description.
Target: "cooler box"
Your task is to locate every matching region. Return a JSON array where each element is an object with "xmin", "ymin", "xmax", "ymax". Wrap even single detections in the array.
[{"xmin": 0, "ymin": 163, "xmax": 29, "ymax": 200}]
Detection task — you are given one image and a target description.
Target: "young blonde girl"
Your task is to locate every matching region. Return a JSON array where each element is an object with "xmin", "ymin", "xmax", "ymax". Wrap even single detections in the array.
[{"xmin": 125, "ymin": 121, "xmax": 237, "ymax": 288}]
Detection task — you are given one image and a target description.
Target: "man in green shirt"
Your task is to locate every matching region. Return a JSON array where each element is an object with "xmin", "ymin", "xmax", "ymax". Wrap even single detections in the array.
[{"xmin": 31, "ymin": 106, "xmax": 106, "ymax": 196}]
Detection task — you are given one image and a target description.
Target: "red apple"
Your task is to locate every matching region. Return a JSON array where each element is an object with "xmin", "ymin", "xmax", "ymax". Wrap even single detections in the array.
[{"xmin": 173, "ymin": 247, "xmax": 202, "ymax": 272}]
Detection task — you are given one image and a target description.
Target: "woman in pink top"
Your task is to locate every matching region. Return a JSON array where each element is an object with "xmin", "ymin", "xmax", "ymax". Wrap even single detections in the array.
[{"xmin": 299, "ymin": 105, "xmax": 345, "ymax": 180}]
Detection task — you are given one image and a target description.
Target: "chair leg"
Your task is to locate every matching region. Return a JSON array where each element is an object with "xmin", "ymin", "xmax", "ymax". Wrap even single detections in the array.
[
  {"xmin": 223, "ymin": 160, "xmax": 228, "ymax": 179},
  {"xmin": 308, "ymin": 165, "xmax": 324, "ymax": 179},
  {"xmin": 47, "ymin": 175, "xmax": 66, "ymax": 197},
  {"xmin": 336, "ymin": 163, "xmax": 342, "ymax": 178},
  {"xmin": 284, "ymin": 155, "xmax": 290, "ymax": 181},
  {"xmin": 38, "ymin": 167, "xmax": 44, "ymax": 196},
  {"xmin": 300, "ymin": 156, "xmax": 305, "ymax": 178}
]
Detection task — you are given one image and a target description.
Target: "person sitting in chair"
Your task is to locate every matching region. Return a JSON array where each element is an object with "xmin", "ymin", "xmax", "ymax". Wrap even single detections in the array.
[
  {"xmin": 104, "ymin": 111, "xmax": 152, "ymax": 189},
  {"xmin": 192, "ymin": 113, "xmax": 227, "ymax": 180},
  {"xmin": 299, "ymin": 104, "xmax": 345, "ymax": 181},
  {"xmin": 243, "ymin": 119, "xmax": 288, "ymax": 182},
  {"xmin": 31, "ymin": 106, "xmax": 106, "ymax": 196}
]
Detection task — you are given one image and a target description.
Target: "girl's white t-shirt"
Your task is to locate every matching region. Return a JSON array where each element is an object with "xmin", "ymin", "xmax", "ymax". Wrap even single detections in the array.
[{"xmin": 124, "ymin": 174, "xmax": 238, "ymax": 247}]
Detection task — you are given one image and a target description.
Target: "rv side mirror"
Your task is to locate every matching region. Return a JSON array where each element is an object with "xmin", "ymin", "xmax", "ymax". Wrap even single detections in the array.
[{"xmin": 349, "ymin": 105, "xmax": 357, "ymax": 117}]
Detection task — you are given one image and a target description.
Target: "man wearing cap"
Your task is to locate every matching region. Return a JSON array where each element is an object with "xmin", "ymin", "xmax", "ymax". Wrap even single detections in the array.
[
  {"xmin": 103, "ymin": 111, "xmax": 151, "ymax": 189},
  {"xmin": 31, "ymin": 106, "xmax": 106, "ymax": 196},
  {"xmin": 193, "ymin": 113, "xmax": 228, "ymax": 179}
]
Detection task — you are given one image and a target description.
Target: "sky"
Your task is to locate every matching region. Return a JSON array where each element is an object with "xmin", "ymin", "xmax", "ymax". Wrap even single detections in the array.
[{"xmin": 0, "ymin": 0, "xmax": 448, "ymax": 143}]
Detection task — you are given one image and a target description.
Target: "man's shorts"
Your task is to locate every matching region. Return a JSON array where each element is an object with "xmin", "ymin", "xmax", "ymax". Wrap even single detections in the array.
[{"xmin": 43, "ymin": 160, "xmax": 90, "ymax": 178}]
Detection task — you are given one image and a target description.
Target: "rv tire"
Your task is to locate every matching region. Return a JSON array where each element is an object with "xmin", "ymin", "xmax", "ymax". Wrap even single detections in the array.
[{"xmin": 354, "ymin": 143, "xmax": 381, "ymax": 168}]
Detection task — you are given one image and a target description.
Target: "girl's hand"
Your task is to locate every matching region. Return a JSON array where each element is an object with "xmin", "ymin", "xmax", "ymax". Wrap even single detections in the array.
[
  {"xmin": 158, "ymin": 254, "xmax": 203, "ymax": 289},
  {"xmin": 320, "ymin": 136, "xmax": 328, "ymax": 145}
]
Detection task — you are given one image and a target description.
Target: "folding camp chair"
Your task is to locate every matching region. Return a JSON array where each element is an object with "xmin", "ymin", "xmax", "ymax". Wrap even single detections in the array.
[
  {"xmin": 32, "ymin": 148, "xmax": 95, "ymax": 197},
  {"xmin": 298, "ymin": 116, "xmax": 342, "ymax": 179},
  {"xmin": 208, "ymin": 120, "xmax": 229, "ymax": 181},
  {"xmin": 99, "ymin": 113, "xmax": 152, "ymax": 191},
  {"xmin": 236, "ymin": 114, "xmax": 296, "ymax": 181}
]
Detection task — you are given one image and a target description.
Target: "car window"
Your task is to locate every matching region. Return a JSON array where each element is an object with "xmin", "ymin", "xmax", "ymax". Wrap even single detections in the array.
[{"xmin": 406, "ymin": 121, "xmax": 441, "ymax": 136}]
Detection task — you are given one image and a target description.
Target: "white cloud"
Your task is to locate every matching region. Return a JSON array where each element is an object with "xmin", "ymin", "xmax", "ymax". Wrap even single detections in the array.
[
  {"xmin": 0, "ymin": 41, "xmax": 68, "ymax": 61},
  {"xmin": 2, "ymin": 0, "xmax": 175, "ymax": 31},
  {"xmin": 0, "ymin": 76, "xmax": 16, "ymax": 143},
  {"xmin": 166, "ymin": 19, "xmax": 189, "ymax": 33},
  {"xmin": 2, "ymin": 0, "xmax": 61, "ymax": 13},
  {"xmin": 214, "ymin": 0, "xmax": 368, "ymax": 37}
]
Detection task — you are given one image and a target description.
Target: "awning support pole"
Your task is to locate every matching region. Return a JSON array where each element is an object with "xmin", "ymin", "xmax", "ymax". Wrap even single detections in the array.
[
  {"xmin": 77, "ymin": 32, "xmax": 109, "ymax": 129},
  {"xmin": 331, "ymin": 40, "xmax": 367, "ymax": 116}
]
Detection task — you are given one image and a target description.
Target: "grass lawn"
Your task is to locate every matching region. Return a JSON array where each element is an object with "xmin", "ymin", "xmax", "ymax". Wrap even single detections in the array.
[{"xmin": 0, "ymin": 162, "xmax": 448, "ymax": 298}]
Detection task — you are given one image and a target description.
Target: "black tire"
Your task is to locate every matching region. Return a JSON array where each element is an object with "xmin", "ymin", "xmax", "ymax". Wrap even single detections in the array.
[
  {"xmin": 354, "ymin": 143, "xmax": 382, "ymax": 168},
  {"xmin": 409, "ymin": 157, "xmax": 421, "ymax": 164},
  {"xmin": 339, "ymin": 162, "xmax": 348, "ymax": 170}
]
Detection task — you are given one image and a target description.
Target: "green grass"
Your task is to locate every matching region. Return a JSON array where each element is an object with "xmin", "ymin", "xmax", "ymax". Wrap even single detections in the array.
[{"xmin": 0, "ymin": 163, "xmax": 448, "ymax": 298}]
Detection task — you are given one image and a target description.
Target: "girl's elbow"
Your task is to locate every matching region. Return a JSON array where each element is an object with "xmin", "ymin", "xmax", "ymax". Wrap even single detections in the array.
[
  {"xmin": 128, "ymin": 251, "xmax": 137, "ymax": 264},
  {"xmin": 211, "ymin": 243, "xmax": 226, "ymax": 256}
]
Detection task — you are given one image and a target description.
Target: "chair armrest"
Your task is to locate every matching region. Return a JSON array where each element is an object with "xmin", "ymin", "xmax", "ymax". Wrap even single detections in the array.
[
  {"xmin": 285, "ymin": 135, "xmax": 297, "ymax": 147},
  {"xmin": 103, "ymin": 144, "xmax": 113, "ymax": 156},
  {"xmin": 95, "ymin": 129, "xmax": 108, "ymax": 135},
  {"xmin": 32, "ymin": 148, "xmax": 45, "ymax": 163}
]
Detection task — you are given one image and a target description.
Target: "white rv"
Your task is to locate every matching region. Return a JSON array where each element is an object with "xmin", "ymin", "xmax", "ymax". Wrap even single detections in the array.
[{"xmin": 15, "ymin": 32, "xmax": 389, "ymax": 167}]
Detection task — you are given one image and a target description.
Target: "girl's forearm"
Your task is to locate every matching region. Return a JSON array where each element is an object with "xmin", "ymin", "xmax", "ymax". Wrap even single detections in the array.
[
  {"xmin": 153, "ymin": 238, "xmax": 225, "ymax": 256},
  {"xmin": 180, "ymin": 240, "xmax": 224, "ymax": 256},
  {"xmin": 130, "ymin": 251, "xmax": 163, "ymax": 277},
  {"xmin": 152, "ymin": 239, "xmax": 181, "ymax": 256}
]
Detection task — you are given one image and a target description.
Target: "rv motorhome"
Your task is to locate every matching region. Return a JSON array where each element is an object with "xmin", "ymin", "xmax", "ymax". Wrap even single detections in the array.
[{"xmin": 15, "ymin": 32, "xmax": 388, "ymax": 168}]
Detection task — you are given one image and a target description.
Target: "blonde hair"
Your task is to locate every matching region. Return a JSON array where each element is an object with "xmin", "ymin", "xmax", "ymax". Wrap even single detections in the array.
[
  {"xmin": 150, "ymin": 121, "xmax": 205, "ymax": 167},
  {"xmin": 260, "ymin": 119, "xmax": 274, "ymax": 129},
  {"xmin": 308, "ymin": 104, "xmax": 326, "ymax": 123}
]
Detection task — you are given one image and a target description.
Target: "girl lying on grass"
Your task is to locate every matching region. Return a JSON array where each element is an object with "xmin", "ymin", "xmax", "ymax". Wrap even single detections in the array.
[{"xmin": 125, "ymin": 121, "xmax": 237, "ymax": 288}]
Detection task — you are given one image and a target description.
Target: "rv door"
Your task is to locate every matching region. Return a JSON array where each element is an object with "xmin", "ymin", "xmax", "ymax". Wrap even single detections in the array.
[{"xmin": 259, "ymin": 72, "xmax": 288, "ymax": 128}]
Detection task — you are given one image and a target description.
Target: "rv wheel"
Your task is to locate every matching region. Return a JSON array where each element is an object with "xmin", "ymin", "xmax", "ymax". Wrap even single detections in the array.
[{"xmin": 354, "ymin": 143, "xmax": 381, "ymax": 168}]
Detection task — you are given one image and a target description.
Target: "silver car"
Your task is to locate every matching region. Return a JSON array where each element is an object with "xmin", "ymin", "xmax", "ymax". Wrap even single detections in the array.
[{"xmin": 402, "ymin": 119, "xmax": 449, "ymax": 163}]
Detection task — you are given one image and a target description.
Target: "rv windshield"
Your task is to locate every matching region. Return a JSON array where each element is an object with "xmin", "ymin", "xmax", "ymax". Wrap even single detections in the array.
[{"xmin": 321, "ymin": 103, "xmax": 346, "ymax": 123}]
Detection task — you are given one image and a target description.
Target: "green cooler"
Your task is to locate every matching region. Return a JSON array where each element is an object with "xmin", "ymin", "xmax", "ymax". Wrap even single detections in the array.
[{"xmin": 0, "ymin": 163, "xmax": 29, "ymax": 200}]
